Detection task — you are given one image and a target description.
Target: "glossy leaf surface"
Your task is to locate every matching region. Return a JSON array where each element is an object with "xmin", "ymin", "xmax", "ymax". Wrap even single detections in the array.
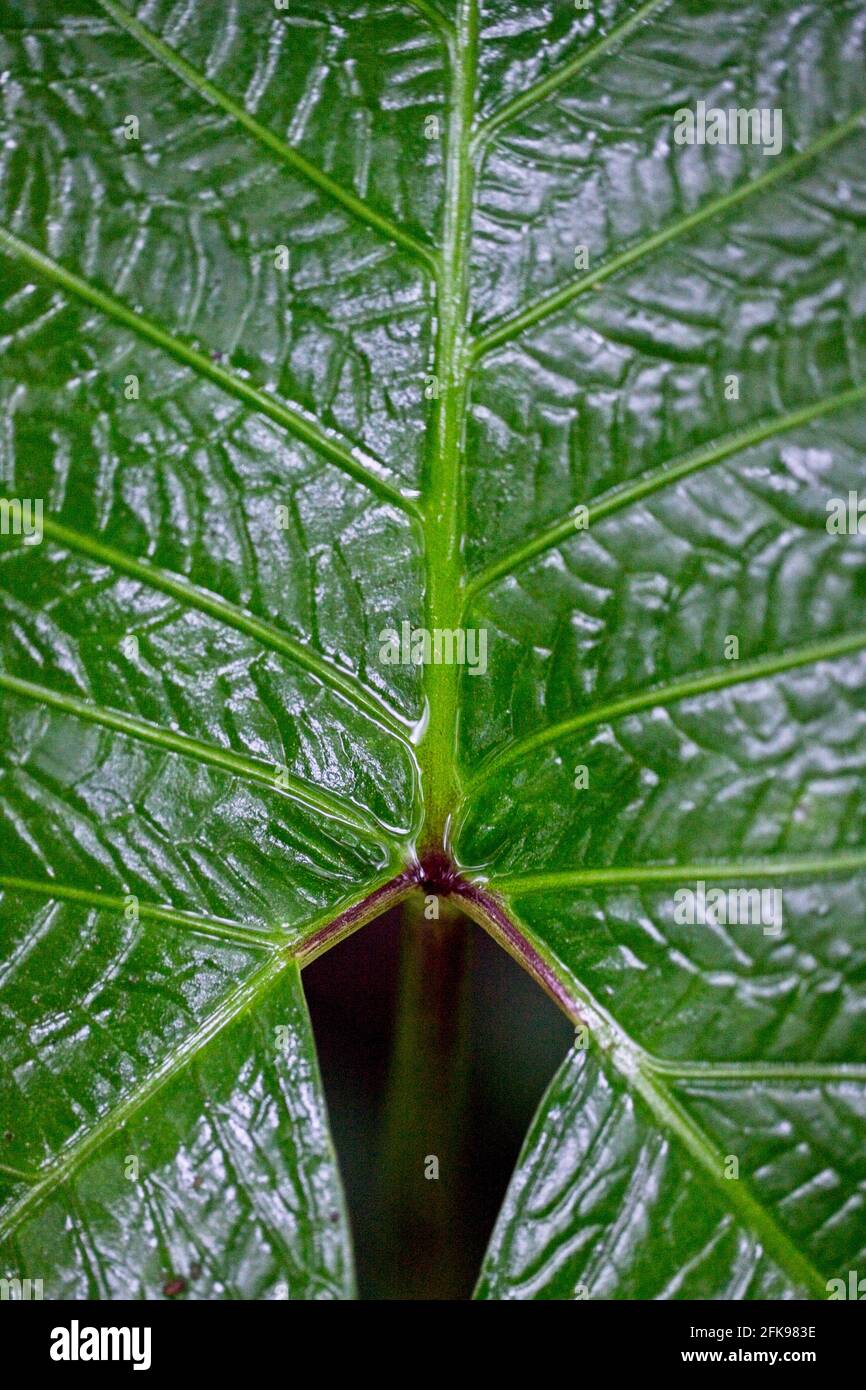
[{"xmin": 1, "ymin": 0, "xmax": 865, "ymax": 1299}]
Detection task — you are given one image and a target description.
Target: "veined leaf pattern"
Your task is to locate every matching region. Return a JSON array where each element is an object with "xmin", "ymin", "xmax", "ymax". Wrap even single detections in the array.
[{"xmin": 1, "ymin": 0, "xmax": 864, "ymax": 1299}]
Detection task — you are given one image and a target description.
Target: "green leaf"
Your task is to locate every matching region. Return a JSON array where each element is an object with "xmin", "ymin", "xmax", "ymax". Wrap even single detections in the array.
[
  {"xmin": 475, "ymin": 1050, "xmax": 822, "ymax": 1300},
  {"xmin": 2, "ymin": 0, "xmax": 865, "ymax": 1300},
  {"xmin": 1, "ymin": 950, "xmax": 353, "ymax": 1298}
]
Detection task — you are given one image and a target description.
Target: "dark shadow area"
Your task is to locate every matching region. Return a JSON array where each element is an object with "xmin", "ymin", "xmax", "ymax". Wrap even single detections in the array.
[{"xmin": 302, "ymin": 899, "xmax": 573, "ymax": 1299}]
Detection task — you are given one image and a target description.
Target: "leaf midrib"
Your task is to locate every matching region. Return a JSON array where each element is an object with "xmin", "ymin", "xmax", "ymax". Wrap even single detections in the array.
[{"xmin": 415, "ymin": 0, "xmax": 478, "ymax": 835}]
